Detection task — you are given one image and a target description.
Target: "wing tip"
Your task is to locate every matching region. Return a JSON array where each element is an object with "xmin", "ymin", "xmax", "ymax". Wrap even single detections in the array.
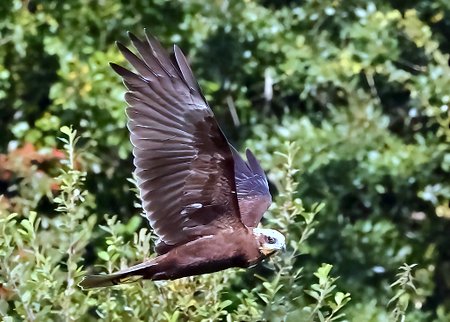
[
  {"xmin": 128, "ymin": 31, "xmax": 141, "ymax": 44},
  {"xmin": 173, "ymin": 44, "xmax": 182, "ymax": 54},
  {"xmin": 116, "ymin": 41, "xmax": 129, "ymax": 54},
  {"xmin": 109, "ymin": 62, "xmax": 127, "ymax": 76},
  {"xmin": 245, "ymin": 148, "xmax": 258, "ymax": 167},
  {"xmin": 245, "ymin": 148, "xmax": 253, "ymax": 159},
  {"xmin": 144, "ymin": 28, "xmax": 158, "ymax": 42}
]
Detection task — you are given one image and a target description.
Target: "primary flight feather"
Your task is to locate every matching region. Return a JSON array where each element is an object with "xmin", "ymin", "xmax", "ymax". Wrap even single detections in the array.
[{"xmin": 79, "ymin": 31, "xmax": 285, "ymax": 289}]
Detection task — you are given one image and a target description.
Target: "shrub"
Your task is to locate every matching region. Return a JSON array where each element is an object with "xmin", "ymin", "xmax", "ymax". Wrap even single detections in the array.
[{"xmin": 1, "ymin": 0, "xmax": 449, "ymax": 320}]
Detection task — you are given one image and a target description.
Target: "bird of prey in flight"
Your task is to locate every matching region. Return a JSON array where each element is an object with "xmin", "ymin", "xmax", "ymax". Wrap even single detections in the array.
[{"xmin": 79, "ymin": 31, "xmax": 285, "ymax": 289}]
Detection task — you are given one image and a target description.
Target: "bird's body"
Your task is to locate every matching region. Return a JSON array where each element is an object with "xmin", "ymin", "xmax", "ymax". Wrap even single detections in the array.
[
  {"xmin": 79, "ymin": 31, "xmax": 285, "ymax": 289},
  {"xmin": 81, "ymin": 228, "xmax": 263, "ymax": 288}
]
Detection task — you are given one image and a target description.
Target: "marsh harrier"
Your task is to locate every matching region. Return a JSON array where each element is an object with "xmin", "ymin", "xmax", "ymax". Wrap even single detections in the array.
[{"xmin": 79, "ymin": 31, "xmax": 285, "ymax": 289}]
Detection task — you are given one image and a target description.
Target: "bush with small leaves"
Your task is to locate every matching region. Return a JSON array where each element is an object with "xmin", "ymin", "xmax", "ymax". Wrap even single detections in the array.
[{"xmin": 1, "ymin": 0, "xmax": 449, "ymax": 320}]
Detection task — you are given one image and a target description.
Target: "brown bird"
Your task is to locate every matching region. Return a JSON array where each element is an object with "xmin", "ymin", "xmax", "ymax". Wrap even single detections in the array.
[{"xmin": 79, "ymin": 31, "xmax": 285, "ymax": 289}]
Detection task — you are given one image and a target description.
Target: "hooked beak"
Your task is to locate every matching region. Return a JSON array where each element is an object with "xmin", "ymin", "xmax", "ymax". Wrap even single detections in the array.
[{"xmin": 261, "ymin": 248, "xmax": 275, "ymax": 256}]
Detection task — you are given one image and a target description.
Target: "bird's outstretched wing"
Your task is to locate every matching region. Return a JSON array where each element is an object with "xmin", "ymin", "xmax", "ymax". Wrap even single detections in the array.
[
  {"xmin": 231, "ymin": 146, "xmax": 272, "ymax": 227},
  {"xmin": 111, "ymin": 31, "xmax": 245, "ymax": 252}
]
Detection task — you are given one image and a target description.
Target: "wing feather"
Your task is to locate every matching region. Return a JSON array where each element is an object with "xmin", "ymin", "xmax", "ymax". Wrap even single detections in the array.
[
  {"xmin": 113, "ymin": 31, "xmax": 245, "ymax": 251},
  {"xmin": 231, "ymin": 146, "xmax": 272, "ymax": 227}
]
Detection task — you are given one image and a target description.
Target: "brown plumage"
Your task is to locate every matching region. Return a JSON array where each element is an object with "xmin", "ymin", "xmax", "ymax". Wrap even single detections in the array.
[{"xmin": 79, "ymin": 31, "xmax": 285, "ymax": 289}]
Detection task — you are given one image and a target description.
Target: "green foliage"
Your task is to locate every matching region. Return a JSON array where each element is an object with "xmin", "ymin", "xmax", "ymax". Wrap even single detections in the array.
[
  {"xmin": 303, "ymin": 264, "xmax": 351, "ymax": 322},
  {"xmin": 0, "ymin": 127, "xmax": 96, "ymax": 321},
  {"xmin": 388, "ymin": 263, "xmax": 418, "ymax": 322},
  {"xmin": 1, "ymin": 129, "xmax": 349, "ymax": 321},
  {"xmin": 1, "ymin": 0, "xmax": 449, "ymax": 320}
]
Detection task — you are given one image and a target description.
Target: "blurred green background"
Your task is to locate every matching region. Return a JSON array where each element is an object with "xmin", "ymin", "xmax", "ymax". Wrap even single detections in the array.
[{"xmin": 1, "ymin": 0, "xmax": 449, "ymax": 321}]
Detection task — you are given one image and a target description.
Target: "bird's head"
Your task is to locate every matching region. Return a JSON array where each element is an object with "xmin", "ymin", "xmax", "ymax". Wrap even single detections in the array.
[{"xmin": 252, "ymin": 228, "xmax": 286, "ymax": 256}]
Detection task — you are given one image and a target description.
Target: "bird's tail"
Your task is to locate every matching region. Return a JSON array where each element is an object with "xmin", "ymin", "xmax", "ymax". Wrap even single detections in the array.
[
  {"xmin": 78, "ymin": 260, "xmax": 157, "ymax": 290},
  {"xmin": 78, "ymin": 273, "xmax": 145, "ymax": 289}
]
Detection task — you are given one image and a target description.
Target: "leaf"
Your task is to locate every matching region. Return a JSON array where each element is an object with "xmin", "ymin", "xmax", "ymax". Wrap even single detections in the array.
[
  {"xmin": 0, "ymin": 299, "xmax": 9, "ymax": 316},
  {"xmin": 305, "ymin": 290, "xmax": 320, "ymax": 300},
  {"xmin": 20, "ymin": 219, "xmax": 34, "ymax": 236},
  {"xmin": 22, "ymin": 291, "xmax": 31, "ymax": 303},
  {"xmin": 220, "ymin": 300, "xmax": 233, "ymax": 310},
  {"xmin": 334, "ymin": 292, "xmax": 345, "ymax": 306},
  {"xmin": 60, "ymin": 126, "xmax": 72, "ymax": 136},
  {"xmin": 98, "ymin": 251, "xmax": 110, "ymax": 261},
  {"xmin": 169, "ymin": 310, "xmax": 180, "ymax": 322}
]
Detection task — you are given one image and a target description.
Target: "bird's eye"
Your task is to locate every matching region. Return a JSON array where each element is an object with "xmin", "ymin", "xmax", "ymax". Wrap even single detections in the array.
[{"xmin": 267, "ymin": 236, "xmax": 276, "ymax": 244}]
